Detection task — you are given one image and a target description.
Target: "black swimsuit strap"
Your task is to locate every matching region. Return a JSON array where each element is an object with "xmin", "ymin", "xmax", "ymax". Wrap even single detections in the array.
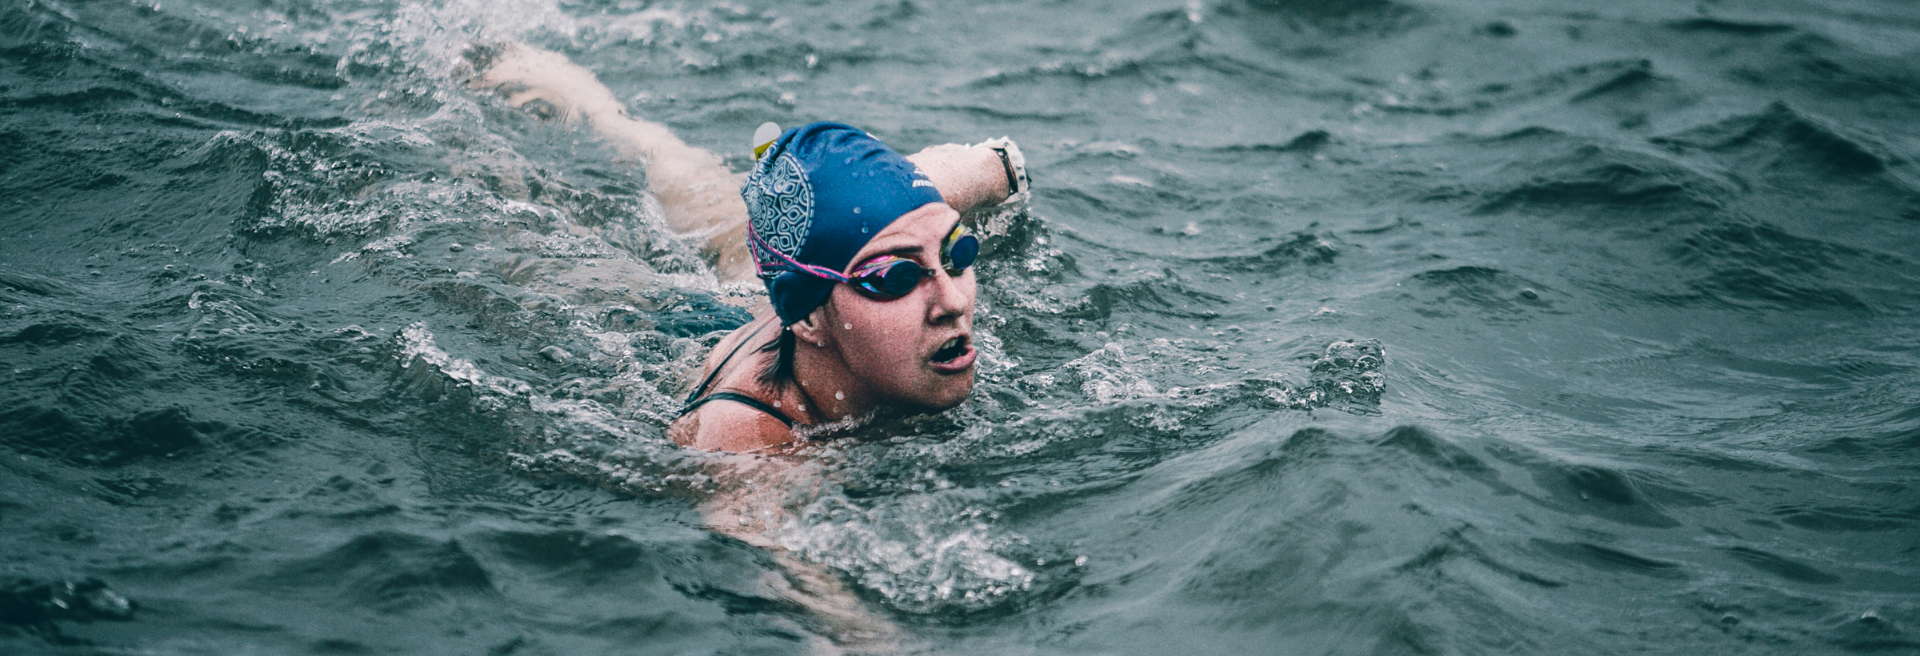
[
  {"xmin": 679, "ymin": 319, "xmax": 794, "ymax": 426},
  {"xmin": 681, "ymin": 391, "xmax": 794, "ymax": 428},
  {"xmin": 683, "ymin": 319, "xmax": 772, "ymax": 404}
]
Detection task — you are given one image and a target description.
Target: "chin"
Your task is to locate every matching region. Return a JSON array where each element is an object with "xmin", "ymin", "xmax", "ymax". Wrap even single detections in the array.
[{"xmin": 915, "ymin": 375, "xmax": 976, "ymax": 412}]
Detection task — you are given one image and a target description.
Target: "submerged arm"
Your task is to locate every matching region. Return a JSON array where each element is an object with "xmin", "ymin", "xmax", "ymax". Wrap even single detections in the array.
[{"xmin": 700, "ymin": 454, "xmax": 912, "ymax": 652}]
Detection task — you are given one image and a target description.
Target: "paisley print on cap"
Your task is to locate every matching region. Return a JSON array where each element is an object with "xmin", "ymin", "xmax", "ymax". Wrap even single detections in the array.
[{"xmin": 744, "ymin": 151, "xmax": 813, "ymax": 270}]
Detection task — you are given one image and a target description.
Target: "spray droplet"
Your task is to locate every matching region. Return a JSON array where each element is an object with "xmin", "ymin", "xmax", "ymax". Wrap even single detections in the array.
[
  {"xmin": 844, "ymin": 323, "xmax": 852, "ymax": 330},
  {"xmin": 835, "ymin": 391, "xmax": 844, "ymax": 400},
  {"xmin": 853, "ymin": 207, "xmax": 861, "ymax": 214},
  {"xmin": 772, "ymin": 400, "xmax": 781, "ymax": 408}
]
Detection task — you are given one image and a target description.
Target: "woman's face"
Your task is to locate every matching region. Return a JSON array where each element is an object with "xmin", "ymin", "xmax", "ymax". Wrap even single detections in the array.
[{"xmin": 818, "ymin": 203, "xmax": 977, "ymax": 412}]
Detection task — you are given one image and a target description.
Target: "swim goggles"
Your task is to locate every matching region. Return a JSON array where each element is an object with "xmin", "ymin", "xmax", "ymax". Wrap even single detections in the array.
[
  {"xmin": 749, "ymin": 222, "xmax": 979, "ymax": 300},
  {"xmin": 846, "ymin": 223, "xmax": 980, "ymax": 298}
]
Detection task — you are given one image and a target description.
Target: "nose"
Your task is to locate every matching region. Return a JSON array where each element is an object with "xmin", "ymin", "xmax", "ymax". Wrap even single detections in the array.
[{"xmin": 925, "ymin": 266, "xmax": 973, "ymax": 326}]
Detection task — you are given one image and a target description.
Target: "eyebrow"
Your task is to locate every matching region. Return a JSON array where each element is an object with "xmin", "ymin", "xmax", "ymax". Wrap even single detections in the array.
[
  {"xmin": 853, "ymin": 220, "xmax": 963, "ymax": 264},
  {"xmin": 864, "ymin": 243, "xmax": 925, "ymax": 259}
]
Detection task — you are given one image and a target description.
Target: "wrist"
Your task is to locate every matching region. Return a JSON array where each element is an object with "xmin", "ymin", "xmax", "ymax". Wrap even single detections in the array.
[
  {"xmin": 972, "ymin": 137, "xmax": 1028, "ymax": 209},
  {"xmin": 955, "ymin": 137, "xmax": 1029, "ymax": 250}
]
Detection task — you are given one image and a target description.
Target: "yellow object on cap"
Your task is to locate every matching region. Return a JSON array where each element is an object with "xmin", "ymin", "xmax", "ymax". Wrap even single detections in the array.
[{"xmin": 751, "ymin": 122, "xmax": 781, "ymax": 160}]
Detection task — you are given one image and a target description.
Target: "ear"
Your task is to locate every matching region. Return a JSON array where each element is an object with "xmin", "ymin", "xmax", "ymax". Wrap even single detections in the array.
[{"xmin": 791, "ymin": 307, "xmax": 831, "ymax": 348}]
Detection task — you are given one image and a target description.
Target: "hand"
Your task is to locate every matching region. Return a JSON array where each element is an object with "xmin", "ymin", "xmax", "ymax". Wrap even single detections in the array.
[{"xmin": 467, "ymin": 43, "xmax": 625, "ymax": 123}]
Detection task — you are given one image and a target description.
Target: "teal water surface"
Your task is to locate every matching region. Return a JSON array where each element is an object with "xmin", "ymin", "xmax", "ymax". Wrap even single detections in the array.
[{"xmin": 4, "ymin": 0, "xmax": 1920, "ymax": 653}]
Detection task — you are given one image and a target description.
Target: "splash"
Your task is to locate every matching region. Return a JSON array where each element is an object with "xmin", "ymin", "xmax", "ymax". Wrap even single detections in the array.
[{"xmin": 771, "ymin": 478, "xmax": 1038, "ymax": 614}]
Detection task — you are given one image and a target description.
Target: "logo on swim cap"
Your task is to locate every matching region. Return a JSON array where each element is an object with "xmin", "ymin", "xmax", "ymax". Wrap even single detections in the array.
[{"xmin": 743, "ymin": 151, "xmax": 812, "ymax": 265}]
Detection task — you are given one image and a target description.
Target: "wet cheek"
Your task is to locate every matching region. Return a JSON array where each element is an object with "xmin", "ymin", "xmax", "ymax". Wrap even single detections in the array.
[{"xmin": 849, "ymin": 326, "xmax": 913, "ymax": 368}]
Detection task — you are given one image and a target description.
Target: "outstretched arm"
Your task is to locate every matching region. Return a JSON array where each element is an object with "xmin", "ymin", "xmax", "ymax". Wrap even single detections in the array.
[
  {"xmin": 470, "ymin": 43, "xmax": 1017, "ymax": 282},
  {"xmin": 472, "ymin": 44, "xmax": 757, "ymax": 279}
]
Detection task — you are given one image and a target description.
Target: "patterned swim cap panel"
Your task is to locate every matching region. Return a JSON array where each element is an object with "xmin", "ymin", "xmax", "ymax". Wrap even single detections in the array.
[{"xmin": 744, "ymin": 151, "xmax": 813, "ymax": 266}]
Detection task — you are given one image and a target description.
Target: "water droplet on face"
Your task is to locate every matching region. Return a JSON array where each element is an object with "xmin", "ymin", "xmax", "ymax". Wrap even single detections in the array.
[
  {"xmin": 835, "ymin": 391, "xmax": 844, "ymax": 400},
  {"xmin": 844, "ymin": 323, "xmax": 852, "ymax": 330},
  {"xmin": 772, "ymin": 400, "xmax": 781, "ymax": 408}
]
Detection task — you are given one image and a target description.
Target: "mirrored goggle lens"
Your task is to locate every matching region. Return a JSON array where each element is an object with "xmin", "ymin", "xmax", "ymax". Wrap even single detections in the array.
[
  {"xmin": 877, "ymin": 260, "xmax": 925, "ymax": 296},
  {"xmin": 853, "ymin": 259, "xmax": 927, "ymax": 298},
  {"xmin": 944, "ymin": 233, "xmax": 979, "ymax": 273}
]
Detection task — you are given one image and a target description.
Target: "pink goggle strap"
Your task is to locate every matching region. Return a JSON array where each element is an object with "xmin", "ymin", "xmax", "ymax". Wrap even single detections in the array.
[{"xmin": 747, "ymin": 228, "xmax": 850, "ymax": 283}]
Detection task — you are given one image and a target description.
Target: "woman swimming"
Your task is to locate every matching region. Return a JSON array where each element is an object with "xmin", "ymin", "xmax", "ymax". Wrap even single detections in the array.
[
  {"xmin": 671, "ymin": 121, "xmax": 1023, "ymax": 451},
  {"xmin": 470, "ymin": 43, "xmax": 1024, "ymax": 452},
  {"xmin": 470, "ymin": 42, "xmax": 1027, "ymax": 650}
]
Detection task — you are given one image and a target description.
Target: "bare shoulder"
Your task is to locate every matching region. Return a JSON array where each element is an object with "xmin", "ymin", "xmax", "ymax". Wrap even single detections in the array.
[
  {"xmin": 671, "ymin": 400, "xmax": 795, "ymax": 452},
  {"xmin": 672, "ymin": 316, "xmax": 791, "ymax": 452}
]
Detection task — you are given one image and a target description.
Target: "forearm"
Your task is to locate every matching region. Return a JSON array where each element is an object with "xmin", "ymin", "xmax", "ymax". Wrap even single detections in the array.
[
  {"xmin": 581, "ymin": 113, "xmax": 744, "ymax": 220},
  {"xmin": 576, "ymin": 113, "xmax": 755, "ymax": 280},
  {"xmin": 906, "ymin": 143, "xmax": 1013, "ymax": 214},
  {"xmin": 473, "ymin": 44, "xmax": 755, "ymax": 280}
]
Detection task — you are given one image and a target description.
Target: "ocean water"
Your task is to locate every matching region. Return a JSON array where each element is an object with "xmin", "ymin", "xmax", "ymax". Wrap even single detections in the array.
[{"xmin": 4, "ymin": 0, "xmax": 1920, "ymax": 653}]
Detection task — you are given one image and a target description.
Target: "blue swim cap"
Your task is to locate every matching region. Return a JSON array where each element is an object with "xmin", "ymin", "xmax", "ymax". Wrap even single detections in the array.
[{"xmin": 743, "ymin": 122, "xmax": 945, "ymax": 325}]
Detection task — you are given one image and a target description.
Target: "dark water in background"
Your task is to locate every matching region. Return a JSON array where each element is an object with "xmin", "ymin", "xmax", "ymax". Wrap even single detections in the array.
[{"xmin": 4, "ymin": 0, "xmax": 1920, "ymax": 652}]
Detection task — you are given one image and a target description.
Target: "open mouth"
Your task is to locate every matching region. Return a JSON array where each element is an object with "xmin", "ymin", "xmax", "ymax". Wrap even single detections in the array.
[{"xmin": 931, "ymin": 335, "xmax": 969, "ymax": 364}]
